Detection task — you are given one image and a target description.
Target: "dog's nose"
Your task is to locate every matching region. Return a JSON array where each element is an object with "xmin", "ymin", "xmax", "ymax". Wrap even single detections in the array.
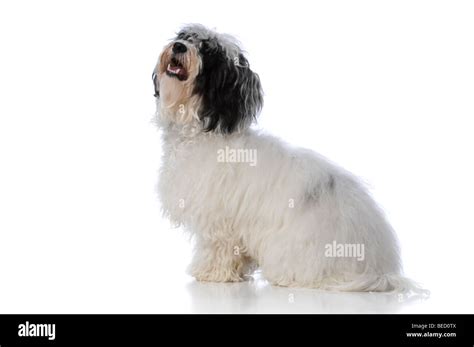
[{"xmin": 172, "ymin": 42, "xmax": 187, "ymax": 54}]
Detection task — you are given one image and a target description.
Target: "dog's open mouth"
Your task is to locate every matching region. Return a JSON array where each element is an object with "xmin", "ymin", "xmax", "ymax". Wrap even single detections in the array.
[{"xmin": 166, "ymin": 57, "xmax": 188, "ymax": 81}]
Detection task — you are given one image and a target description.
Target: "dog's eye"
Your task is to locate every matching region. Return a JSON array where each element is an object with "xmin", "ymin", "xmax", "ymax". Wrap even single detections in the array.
[{"xmin": 199, "ymin": 40, "xmax": 209, "ymax": 51}]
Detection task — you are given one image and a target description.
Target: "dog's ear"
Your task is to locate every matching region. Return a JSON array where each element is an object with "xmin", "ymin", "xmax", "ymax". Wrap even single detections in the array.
[
  {"xmin": 195, "ymin": 52, "xmax": 263, "ymax": 134},
  {"xmin": 152, "ymin": 70, "xmax": 159, "ymax": 98}
]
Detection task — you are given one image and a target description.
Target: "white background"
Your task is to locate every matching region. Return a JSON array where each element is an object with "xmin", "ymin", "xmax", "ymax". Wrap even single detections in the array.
[{"xmin": 0, "ymin": 0, "xmax": 473, "ymax": 313}]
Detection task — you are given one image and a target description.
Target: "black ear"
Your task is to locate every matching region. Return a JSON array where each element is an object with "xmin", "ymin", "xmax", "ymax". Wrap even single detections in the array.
[
  {"xmin": 194, "ymin": 51, "xmax": 263, "ymax": 134},
  {"xmin": 152, "ymin": 71, "xmax": 159, "ymax": 98}
]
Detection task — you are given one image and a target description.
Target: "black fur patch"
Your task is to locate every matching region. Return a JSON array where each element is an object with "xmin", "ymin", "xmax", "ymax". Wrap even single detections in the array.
[
  {"xmin": 304, "ymin": 175, "xmax": 336, "ymax": 203},
  {"xmin": 328, "ymin": 175, "xmax": 335, "ymax": 190},
  {"xmin": 193, "ymin": 40, "xmax": 263, "ymax": 134},
  {"xmin": 152, "ymin": 71, "xmax": 159, "ymax": 97}
]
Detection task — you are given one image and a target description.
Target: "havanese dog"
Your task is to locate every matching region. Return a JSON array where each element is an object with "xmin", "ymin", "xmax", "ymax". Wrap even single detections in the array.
[{"xmin": 153, "ymin": 24, "xmax": 421, "ymax": 292}]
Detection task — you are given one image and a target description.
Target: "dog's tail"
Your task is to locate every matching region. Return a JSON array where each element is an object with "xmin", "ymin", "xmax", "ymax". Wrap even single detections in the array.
[{"xmin": 323, "ymin": 273, "xmax": 429, "ymax": 295}]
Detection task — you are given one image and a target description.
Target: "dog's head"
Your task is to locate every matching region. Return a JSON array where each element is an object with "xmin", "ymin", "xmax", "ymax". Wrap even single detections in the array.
[{"xmin": 153, "ymin": 24, "xmax": 263, "ymax": 134}]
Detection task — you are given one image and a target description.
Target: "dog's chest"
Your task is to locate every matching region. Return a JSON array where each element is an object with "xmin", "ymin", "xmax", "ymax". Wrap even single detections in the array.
[{"xmin": 159, "ymin": 136, "xmax": 242, "ymax": 215}]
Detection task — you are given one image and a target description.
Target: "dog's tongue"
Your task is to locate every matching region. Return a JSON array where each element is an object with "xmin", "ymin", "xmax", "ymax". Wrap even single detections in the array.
[
  {"xmin": 168, "ymin": 65, "xmax": 181, "ymax": 73},
  {"xmin": 167, "ymin": 62, "xmax": 187, "ymax": 79}
]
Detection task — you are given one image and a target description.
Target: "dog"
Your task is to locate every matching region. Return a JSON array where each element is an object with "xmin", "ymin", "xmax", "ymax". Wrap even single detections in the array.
[{"xmin": 153, "ymin": 24, "xmax": 419, "ymax": 292}]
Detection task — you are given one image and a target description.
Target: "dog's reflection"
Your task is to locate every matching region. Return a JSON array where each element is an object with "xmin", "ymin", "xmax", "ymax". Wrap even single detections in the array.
[{"xmin": 186, "ymin": 274, "xmax": 429, "ymax": 313}]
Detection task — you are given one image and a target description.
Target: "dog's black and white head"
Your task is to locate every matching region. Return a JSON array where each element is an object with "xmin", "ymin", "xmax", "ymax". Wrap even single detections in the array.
[{"xmin": 153, "ymin": 24, "xmax": 263, "ymax": 134}]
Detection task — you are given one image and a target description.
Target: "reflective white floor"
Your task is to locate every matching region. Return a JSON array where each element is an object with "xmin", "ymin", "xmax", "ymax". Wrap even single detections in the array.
[{"xmin": 185, "ymin": 273, "xmax": 430, "ymax": 314}]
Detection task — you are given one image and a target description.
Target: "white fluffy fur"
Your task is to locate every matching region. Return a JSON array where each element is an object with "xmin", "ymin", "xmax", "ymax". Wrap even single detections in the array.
[
  {"xmin": 155, "ymin": 25, "xmax": 423, "ymax": 292},
  {"xmin": 157, "ymin": 118, "xmax": 422, "ymax": 292}
]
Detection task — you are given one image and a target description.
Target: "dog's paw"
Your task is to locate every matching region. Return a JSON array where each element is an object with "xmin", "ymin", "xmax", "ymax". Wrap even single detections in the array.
[{"xmin": 192, "ymin": 269, "xmax": 244, "ymax": 283}]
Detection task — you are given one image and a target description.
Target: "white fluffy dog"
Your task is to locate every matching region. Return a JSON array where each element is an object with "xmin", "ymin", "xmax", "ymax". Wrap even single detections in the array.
[{"xmin": 154, "ymin": 24, "xmax": 418, "ymax": 292}]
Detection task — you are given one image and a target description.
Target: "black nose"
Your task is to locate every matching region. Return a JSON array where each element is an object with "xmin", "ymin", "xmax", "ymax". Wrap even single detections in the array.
[{"xmin": 172, "ymin": 42, "xmax": 187, "ymax": 54}]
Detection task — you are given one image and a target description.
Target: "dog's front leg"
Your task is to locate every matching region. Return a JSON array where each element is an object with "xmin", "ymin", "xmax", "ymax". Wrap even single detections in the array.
[{"xmin": 188, "ymin": 235, "xmax": 247, "ymax": 283}]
